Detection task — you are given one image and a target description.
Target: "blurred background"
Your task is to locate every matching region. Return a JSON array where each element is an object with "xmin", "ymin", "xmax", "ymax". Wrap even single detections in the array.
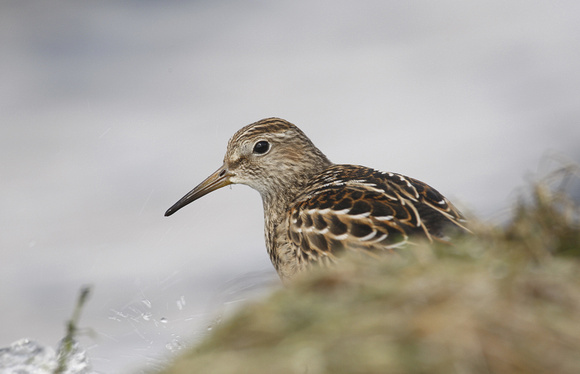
[{"xmin": 1, "ymin": 0, "xmax": 579, "ymax": 372}]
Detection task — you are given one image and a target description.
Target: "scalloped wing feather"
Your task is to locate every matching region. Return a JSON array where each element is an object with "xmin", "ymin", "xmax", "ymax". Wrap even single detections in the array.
[{"xmin": 286, "ymin": 165, "xmax": 468, "ymax": 263}]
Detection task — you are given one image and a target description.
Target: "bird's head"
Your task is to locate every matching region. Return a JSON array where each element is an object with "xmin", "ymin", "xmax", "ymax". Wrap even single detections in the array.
[{"xmin": 165, "ymin": 118, "xmax": 331, "ymax": 216}]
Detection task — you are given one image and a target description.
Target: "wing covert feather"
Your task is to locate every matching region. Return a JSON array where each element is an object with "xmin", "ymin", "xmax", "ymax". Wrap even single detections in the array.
[{"xmin": 286, "ymin": 165, "xmax": 467, "ymax": 261}]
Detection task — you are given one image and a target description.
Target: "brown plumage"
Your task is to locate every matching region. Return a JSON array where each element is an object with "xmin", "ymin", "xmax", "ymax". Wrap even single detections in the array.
[{"xmin": 165, "ymin": 118, "xmax": 468, "ymax": 283}]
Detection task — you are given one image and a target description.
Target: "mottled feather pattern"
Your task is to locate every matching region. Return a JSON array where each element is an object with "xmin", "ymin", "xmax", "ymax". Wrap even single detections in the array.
[{"xmin": 286, "ymin": 165, "xmax": 466, "ymax": 264}]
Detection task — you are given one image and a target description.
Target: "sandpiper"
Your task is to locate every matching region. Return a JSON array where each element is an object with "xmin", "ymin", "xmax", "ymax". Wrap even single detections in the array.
[{"xmin": 165, "ymin": 118, "xmax": 468, "ymax": 283}]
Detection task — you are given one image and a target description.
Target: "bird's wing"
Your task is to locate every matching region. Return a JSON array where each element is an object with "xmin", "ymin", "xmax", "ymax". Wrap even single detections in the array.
[{"xmin": 286, "ymin": 166, "xmax": 467, "ymax": 261}]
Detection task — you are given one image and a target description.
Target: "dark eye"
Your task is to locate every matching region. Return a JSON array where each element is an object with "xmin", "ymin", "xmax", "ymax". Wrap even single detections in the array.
[{"xmin": 253, "ymin": 140, "xmax": 270, "ymax": 154}]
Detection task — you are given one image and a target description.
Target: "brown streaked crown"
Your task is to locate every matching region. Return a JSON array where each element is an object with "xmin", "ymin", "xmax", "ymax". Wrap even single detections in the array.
[{"xmin": 222, "ymin": 118, "xmax": 332, "ymax": 204}]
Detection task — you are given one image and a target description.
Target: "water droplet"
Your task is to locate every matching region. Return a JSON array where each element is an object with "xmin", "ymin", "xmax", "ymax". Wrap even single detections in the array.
[
  {"xmin": 206, "ymin": 316, "xmax": 222, "ymax": 331},
  {"xmin": 165, "ymin": 338, "xmax": 184, "ymax": 352},
  {"xmin": 160, "ymin": 317, "xmax": 168, "ymax": 324},
  {"xmin": 109, "ymin": 309, "xmax": 128, "ymax": 320},
  {"xmin": 176, "ymin": 295, "xmax": 186, "ymax": 310}
]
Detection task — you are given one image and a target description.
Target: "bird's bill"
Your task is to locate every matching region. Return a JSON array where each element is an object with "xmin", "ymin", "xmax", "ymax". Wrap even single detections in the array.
[{"xmin": 165, "ymin": 165, "xmax": 231, "ymax": 216}]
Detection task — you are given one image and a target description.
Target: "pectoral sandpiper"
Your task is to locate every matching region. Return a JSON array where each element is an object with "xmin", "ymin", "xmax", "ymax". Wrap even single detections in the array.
[{"xmin": 165, "ymin": 118, "xmax": 468, "ymax": 283}]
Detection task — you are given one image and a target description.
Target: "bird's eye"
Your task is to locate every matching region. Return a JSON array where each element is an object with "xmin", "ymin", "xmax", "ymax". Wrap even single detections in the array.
[{"xmin": 253, "ymin": 140, "xmax": 270, "ymax": 155}]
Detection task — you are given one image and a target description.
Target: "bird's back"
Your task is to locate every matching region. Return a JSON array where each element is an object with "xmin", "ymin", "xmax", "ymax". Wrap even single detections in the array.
[{"xmin": 270, "ymin": 164, "xmax": 467, "ymax": 279}]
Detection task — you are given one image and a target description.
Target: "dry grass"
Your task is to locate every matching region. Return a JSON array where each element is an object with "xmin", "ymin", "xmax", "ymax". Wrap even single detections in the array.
[{"xmin": 159, "ymin": 167, "xmax": 580, "ymax": 374}]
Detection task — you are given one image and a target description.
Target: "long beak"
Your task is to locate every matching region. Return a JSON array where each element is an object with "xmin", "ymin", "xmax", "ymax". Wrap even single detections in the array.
[{"xmin": 165, "ymin": 165, "xmax": 232, "ymax": 217}]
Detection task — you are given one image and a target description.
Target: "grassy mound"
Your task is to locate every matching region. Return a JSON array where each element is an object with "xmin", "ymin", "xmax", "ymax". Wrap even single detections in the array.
[{"xmin": 160, "ymin": 170, "xmax": 580, "ymax": 374}]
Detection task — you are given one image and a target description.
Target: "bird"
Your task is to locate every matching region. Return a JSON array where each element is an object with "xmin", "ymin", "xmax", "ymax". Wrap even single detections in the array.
[{"xmin": 165, "ymin": 118, "xmax": 468, "ymax": 283}]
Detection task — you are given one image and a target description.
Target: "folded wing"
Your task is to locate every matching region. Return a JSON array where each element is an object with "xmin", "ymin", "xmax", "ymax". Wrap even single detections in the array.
[{"xmin": 286, "ymin": 165, "xmax": 467, "ymax": 263}]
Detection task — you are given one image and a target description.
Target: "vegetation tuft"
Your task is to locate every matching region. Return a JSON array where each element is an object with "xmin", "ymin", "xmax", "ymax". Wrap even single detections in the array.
[{"xmin": 160, "ymin": 166, "xmax": 580, "ymax": 374}]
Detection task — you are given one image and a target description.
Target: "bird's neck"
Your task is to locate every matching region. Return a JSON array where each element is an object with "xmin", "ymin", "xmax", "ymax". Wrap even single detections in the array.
[
  {"xmin": 261, "ymin": 155, "xmax": 333, "ymax": 275},
  {"xmin": 260, "ymin": 179, "xmax": 304, "ymax": 224},
  {"xmin": 261, "ymin": 158, "xmax": 333, "ymax": 222},
  {"xmin": 261, "ymin": 183, "xmax": 302, "ymax": 271}
]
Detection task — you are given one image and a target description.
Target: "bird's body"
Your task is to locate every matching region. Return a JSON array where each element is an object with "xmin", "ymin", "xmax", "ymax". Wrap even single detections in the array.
[{"xmin": 166, "ymin": 118, "xmax": 467, "ymax": 283}]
